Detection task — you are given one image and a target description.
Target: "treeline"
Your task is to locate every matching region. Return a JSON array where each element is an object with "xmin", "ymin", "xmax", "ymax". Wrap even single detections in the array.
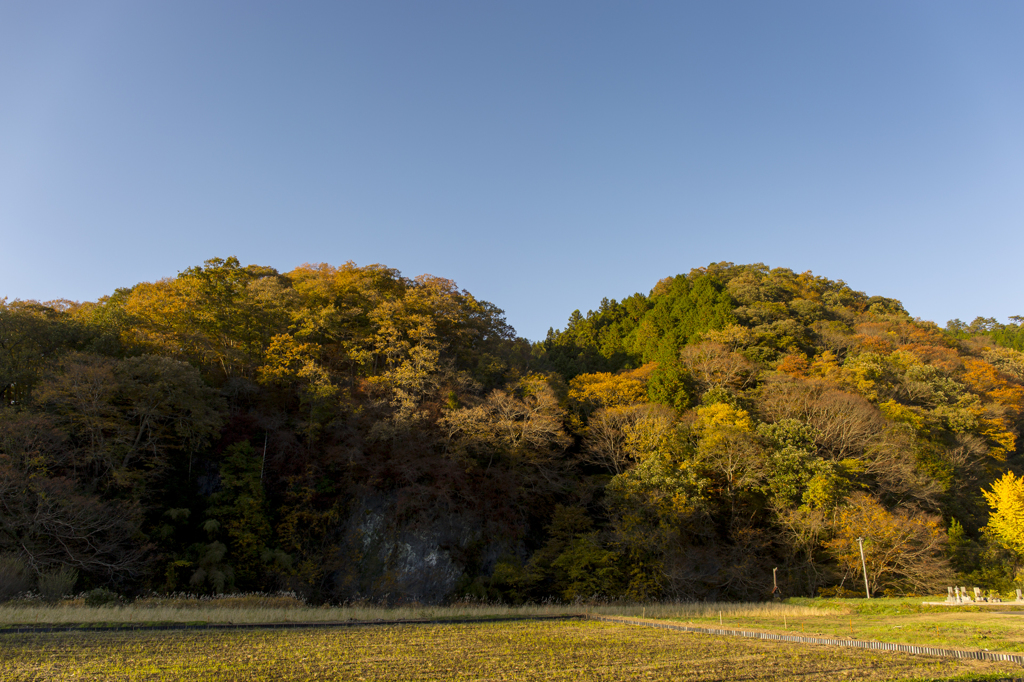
[
  {"xmin": 946, "ymin": 316, "xmax": 1024, "ymax": 353},
  {"xmin": 1, "ymin": 259, "xmax": 1022, "ymax": 603}
]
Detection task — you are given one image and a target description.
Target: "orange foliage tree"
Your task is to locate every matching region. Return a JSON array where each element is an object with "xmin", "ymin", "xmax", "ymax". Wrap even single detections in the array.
[{"xmin": 825, "ymin": 492, "xmax": 951, "ymax": 595}]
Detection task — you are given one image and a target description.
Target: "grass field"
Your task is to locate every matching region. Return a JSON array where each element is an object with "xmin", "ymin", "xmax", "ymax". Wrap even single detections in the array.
[{"xmin": 1, "ymin": 619, "xmax": 1019, "ymax": 681}]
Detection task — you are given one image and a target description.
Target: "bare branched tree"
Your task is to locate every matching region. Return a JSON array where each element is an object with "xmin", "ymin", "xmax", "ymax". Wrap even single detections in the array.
[
  {"xmin": 440, "ymin": 379, "xmax": 571, "ymax": 484},
  {"xmin": 0, "ymin": 466, "xmax": 148, "ymax": 583},
  {"xmin": 582, "ymin": 403, "xmax": 675, "ymax": 474},
  {"xmin": 680, "ymin": 342, "xmax": 759, "ymax": 392},
  {"xmin": 760, "ymin": 377, "xmax": 887, "ymax": 460}
]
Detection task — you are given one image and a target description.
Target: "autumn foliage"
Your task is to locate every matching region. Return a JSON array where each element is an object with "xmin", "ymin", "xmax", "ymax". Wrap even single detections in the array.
[{"xmin": 1, "ymin": 260, "xmax": 1022, "ymax": 601}]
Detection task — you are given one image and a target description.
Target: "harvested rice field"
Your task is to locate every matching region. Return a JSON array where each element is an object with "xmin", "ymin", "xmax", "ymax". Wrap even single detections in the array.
[{"xmin": 0, "ymin": 619, "xmax": 1018, "ymax": 681}]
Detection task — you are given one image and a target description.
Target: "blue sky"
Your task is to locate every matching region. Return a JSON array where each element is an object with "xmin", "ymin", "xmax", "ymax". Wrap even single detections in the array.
[{"xmin": 2, "ymin": 1, "xmax": 1022, "ymax": 341}]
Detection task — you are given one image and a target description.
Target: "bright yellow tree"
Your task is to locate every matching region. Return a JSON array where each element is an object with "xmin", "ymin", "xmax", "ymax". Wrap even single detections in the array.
[
  {"xmin": 567, "ymin": 364, "xmax": 656, "ymax": 412},
  {"xmin": 982, "ymin": 471, "xmax": 1024, "ymax": 557}
]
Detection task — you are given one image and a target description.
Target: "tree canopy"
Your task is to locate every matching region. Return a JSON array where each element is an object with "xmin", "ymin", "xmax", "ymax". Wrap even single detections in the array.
[{"xmin": 1, "ymin": 259, "xmax": 1021, "ymax": 602}]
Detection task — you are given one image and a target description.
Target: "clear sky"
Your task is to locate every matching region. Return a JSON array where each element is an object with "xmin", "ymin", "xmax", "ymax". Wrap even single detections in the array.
[{"xmin": 2, "ymin": 1, "xmax": 1022, "ymax": 341}]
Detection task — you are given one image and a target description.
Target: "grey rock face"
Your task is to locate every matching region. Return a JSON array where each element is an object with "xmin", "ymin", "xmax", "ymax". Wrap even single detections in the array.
[{"xmin": 338, "ymin": 494, "xmax": 508, "ymax": 604}]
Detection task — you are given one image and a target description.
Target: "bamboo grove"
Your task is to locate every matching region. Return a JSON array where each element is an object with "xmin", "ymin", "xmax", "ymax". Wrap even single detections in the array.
[{"xmin": 2, "ymin": 259, "xmax": 1023, "ymax": 603}]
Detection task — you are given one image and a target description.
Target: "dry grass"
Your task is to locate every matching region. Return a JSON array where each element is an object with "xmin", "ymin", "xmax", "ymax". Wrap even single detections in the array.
[
  {"xmin": 0, "ymin": 602, "xmax": 556, "ymax": 626},
  {"xmin": 593, "ymin": 601, "xmax": 830, "ymax": 620},
  {"xmin": 0, "ymin": 595, "xmax": 829, "ymax": 626}
]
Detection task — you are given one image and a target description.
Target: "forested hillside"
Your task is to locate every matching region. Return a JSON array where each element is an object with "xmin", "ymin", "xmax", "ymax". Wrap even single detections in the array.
[{"xmin": 2, "ymin": 259, "xmax": 1022, "ymax": 603}]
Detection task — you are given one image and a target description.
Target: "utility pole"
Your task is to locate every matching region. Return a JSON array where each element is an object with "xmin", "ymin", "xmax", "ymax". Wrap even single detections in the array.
[
  {"xmin": 261, "ymin": 432, "xmax": 268, "ymax": 483},
  {"xmin": 857, "ymin": 537, "xmax": 870, "ymax": 599}
]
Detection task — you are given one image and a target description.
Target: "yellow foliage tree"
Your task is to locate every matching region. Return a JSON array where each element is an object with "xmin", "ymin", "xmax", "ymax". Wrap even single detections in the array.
[
  {"xmin": 982, "ymin": 471, "xmax": 1024, "ymax": 557},
  {"xmin": 257, "ymin": 334, "xmax": 316, "ymax": 385},
  {"xmin": 691, "ymin": 403, "xmax": 762, "ymax": 501},
  {"xmin": 878, "ymin": 399, "xmax": 926, "ymax": 431},
  {"xmin": 691, "ymin": 403, "xmax": 755, "ymax": 454},
  {"xmin": 567, "ymin": 364, "xmax": 656, "ymax": 412}
]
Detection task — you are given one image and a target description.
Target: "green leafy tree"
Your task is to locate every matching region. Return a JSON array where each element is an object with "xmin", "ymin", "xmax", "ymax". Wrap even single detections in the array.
[
  {"xmin": 550, "ymin": 533, "xmax": 622, "ymax": 601},
  {"xmin": 204, "ymin": 441, "xmax": 273, "ymax": 590},
  {"xmin": 33, "ymin": 353, "xmax": 223, "ymax": 495}
]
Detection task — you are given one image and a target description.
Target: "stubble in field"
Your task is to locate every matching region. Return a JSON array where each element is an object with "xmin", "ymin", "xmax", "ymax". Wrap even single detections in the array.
[{"xmin": 0, "ymin": 620, "xmax": 1016, "ymax": 681}]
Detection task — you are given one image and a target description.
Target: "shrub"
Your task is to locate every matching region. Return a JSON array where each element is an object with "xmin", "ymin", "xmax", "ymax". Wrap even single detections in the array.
[
  {"xmin": 817, "ymin": 585, "xmax": 864, "ymax": 598},
  {"xmin": 84, "ymin": 587, "xmax": 121, "ymax": 607},
  {"xmin": 0, "ymin": 555, "xmax": 33, "ymax": 601},
  {"xmin": 37, "ymin": 565, "xmax": 78, "ymax": 602}
]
